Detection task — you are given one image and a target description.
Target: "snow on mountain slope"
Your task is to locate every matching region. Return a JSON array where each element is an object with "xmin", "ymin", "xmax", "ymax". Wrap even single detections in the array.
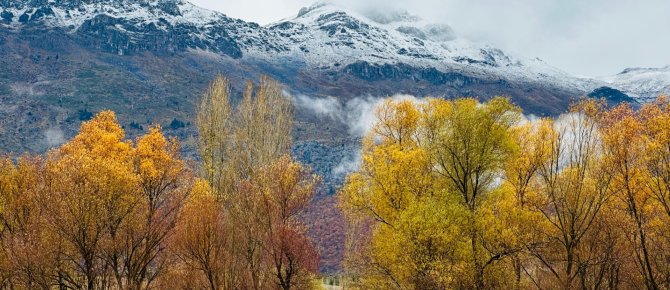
[
  {"xmin": 1, "ymin": 0, "xmax": 219, "ymax": 28},
  {"xmin": 0, "ymin": 0, "xmax": 595, "ymax": 92},
  {"xmin": 0, "ymin": 0, "xmax": 286, "ymax": 57},
  {"xmin": 599, "ymin": 66, "xmax": 670, "ymax": 101},
  {"xmin": 0, "ymin": 0, "xmax": 665, "ymax": 102},
  {"xmin": 258, "ymin": 1, "xmax": 593, "ymax": 92}
]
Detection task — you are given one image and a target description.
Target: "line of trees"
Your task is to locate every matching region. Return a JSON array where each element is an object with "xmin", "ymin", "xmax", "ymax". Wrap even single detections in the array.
[
  {"xmin": 0, "ymin": 76, "xmax": 319, "ymax": 290},
  {"xmin": 339, "ymin": 96, "xmax": 670, "ymax": 289},
  {"xmin": 4, "ymin": 72, "xmax": 669, "ymax": 290}
]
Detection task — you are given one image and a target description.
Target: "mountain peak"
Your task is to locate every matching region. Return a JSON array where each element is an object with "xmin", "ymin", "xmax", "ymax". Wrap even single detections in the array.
[
  {"xmin": 293, "ymin": 1, "xmax": 423, "ymax": 25},
  {"xmin": 297, "ymin": 1, "xmax": 331, "ymax": 18},
  {"xmin": 597, "ymin": 66, "xmax": 670, "ymax": 101},
  {"xmin": 361, "ymin": 7, "xmax": 421, "ymax": 25},
  {"xmin": 0, "ymin": 0, "xmax": 225, "ymax": 28},
  {"xmin": 5, "ymin": 0, "xmax": 664, "ymax": 102},
  {"xmin": 619, "ymin": 65, "xmax": 670, "ymax": 75}
]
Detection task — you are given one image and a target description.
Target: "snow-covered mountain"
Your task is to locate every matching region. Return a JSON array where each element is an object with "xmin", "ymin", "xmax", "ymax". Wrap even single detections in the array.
[
  {"xmin": 1, "ymin": 0, "xmax": 669, "ymax": 164},
  {"xmin": 262, "ymin": 2, "xmax": 593, "ymax": 91},
  {"xmin": 598, "ymin": 66, "xmax": 670, "ymax": 102},
  {"xmin": 2, "ymin": 0, "xmax": 665, "ymax": 104}
]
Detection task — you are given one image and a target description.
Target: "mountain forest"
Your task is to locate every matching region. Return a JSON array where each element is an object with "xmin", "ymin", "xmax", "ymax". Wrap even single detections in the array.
[{"xmin": 1, "ymin": 74, "xmax": 669, "ymax": 290}]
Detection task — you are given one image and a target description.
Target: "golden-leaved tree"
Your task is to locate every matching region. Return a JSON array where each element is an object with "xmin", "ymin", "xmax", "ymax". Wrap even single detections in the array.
[
  {"xmin": 520, "ymin": 102, "xmax": 622, "ymax": 289},
  {"xmin": 0, "ymin": 74, "xmax": 318, "ymax": 289},
  {"xmin": 598, "ymin": 99, "xmax": 670, "ymax": 289},
  {"xmin": 339, "ymin": 95, "xmax": 670, "ymax": 290},
  {"xmin": 176, "ymin": 74, "xmax": 318, "ymax": 290},
  {"xmin": 340, "ymin": 97, "xmax": 533, "ymax": 289},
  {"xmin": 0, "ymin": 111, "xmax": 194, "ymax": 290},
  {"xmin": 0, "ymin": 156, "xmax": 54, "ymax": 289},
  {"xmin": 639, "ymin": 97, "xmax": 670, "ymax": 288}
]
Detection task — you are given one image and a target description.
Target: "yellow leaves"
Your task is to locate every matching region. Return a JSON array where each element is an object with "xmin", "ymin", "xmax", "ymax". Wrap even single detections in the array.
[
  {"xmin": 342, "ymin": 96, "xmax": 670, "ymax": 288},
  {"xmin": 340, "ymin": 97, "xmax": 525, "ymax": 289},
  {"xmin": 2, "ymin": 75, "xmax": 319, "ymax": 289},
  {"xmin": 639, "ymin": 98, "xmax": 670, "ymax": 197},
  {"xmin": 197, "ymin": 76, "xmax": 294, "ymax": 200},
  {"xmin": 42, "ymin": 112, "xmax": 142, "ymax": 238},
  {"xmin": 172, "ymin": 178, "xmax": 227, "ymax": 289},
  {"xmin": 421, "ymin": 97, "xmax": 454, "ymax": 126},
  {"xmin": 0, "ymin": 110, "xmax": 199, "ymax": 289},
  {"xmin": 61, "ymin": 110, "xmax": 131, "ymax": 160},
  {"xmin": 504, "ymin": 119, "xmax": 555, "ymax": 205},
  {"xmin": 602, "ymin": 104, "xmax": 645, "ymax": 152},
  {"xmin": 570, "ymin": 98, "xmax": 607, "ymax": 121},
  {"xmin": 135, "ymin": 126, "xmax": 184, "ymax": 184},
  {"xmin": 0, "ymin": 156, "xmax": 42, "ymax": 235},
  {"xmin": 189, "ymin": 76, "xmax": 319, "ymax": 290},
  {"xmin": 479, "ymin": 188, "xmax": 526, "ymax": 248},
  {"xmin": 252, "ymin": 155, "xmax": 318, "ymax": 220},
  {"xmin": 177, "ymin": 179, "xmax": 221, "ymax": 240},
  {"xmin": 342, "ymin": 143, "xmax": 434, "ymax": 227},
  {"xmin": 136, "ymin": 127, "xmax": 168, "ymax": 178},
  {"xmin": 367, "ymin": 145, "xmax": 432, "ymax": 198},
  {"xmin": 373, "ymin": 99, "xmax": 421, "ymax": 146},
  {"xmin": 364, "ymin": 196, "xmax": 469, "ymax": 289}
]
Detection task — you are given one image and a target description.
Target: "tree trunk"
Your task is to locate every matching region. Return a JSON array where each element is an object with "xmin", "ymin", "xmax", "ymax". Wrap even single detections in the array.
[{"xmin": 472, "ymin": 233, "xmax": 485, "ymax": 289}]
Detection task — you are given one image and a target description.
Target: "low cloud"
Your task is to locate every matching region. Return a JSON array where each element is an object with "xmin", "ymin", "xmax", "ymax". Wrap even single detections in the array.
[
  {"xmin": 44, "ymin": 127, "xmax": 66, "ymax": 148},
  {"xmin": 295, "ymin": 93, "xmax": 607, "ymax": 181},
  {"xmin": 294, "ymin": 94, "xmax": 423, "ymax": 137},
  {"xmin": 294, "ymin": 95, "xmax": 342, "ymax": 120},
  {"xmin": 10, "ymin": 82, "xmax": 44, "ymax": 97},
  {"xmin": 294, "ymin": 94, "xmax": 424, "ymax": 175},
  {"xmin": 332, "ymin": 151, "xmax": 361, "ymax": 177}
]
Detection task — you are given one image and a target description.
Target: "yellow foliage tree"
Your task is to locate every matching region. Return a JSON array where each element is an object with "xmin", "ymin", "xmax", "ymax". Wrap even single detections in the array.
[
  {"xmin": 340, "ymin": 97, "xmax": 528, "ymax": 289},
  {"xmin": 0, "ymin": 111, "xmax": 195, "ymax": 290}
]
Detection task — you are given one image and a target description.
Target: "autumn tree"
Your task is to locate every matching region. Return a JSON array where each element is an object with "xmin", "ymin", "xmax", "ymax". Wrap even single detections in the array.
[
  {"xmin": 112, "ymin": 127, "xmax": 193, "ymax": 289},
  {"xmin": 423, "ymin": 97, "xmax": 523, "ymax": 289},
  {"xmin": 340, "ymin": 97, "xmax": 528, "ymax": 289},
  {"xmin": 197, "ymin": 75, "xmax": 293, "ymax": 200},
  {"xmin": 242, "ymin": 155, "xmax": 319, "ymax": 290},
  {"xmin": 639, "ymin": 97, "xmax": 670, "ymax": 288},
  {"xmin": 39, "ymin": 111, "xmax": 140, "ymax": 290},
  {"xmin": 198, "ymin": 75, "xmax": 234, "ymax": 199},
  {"xmin": 0, "ymin": 156, "xmax": 58, "ymax": 289},
  {"xmin": 592, "ymin": 97, "xmax": 670, "ymax": 289},
  {"xmin": 339, "ymin": 99, "xmax": 446, "ymax": 289},
  {"xmin": 502, "ymin": 119, "xmax": 555, "ymax": 289},
  {"xmin": 234, "ymin": 78, "xmax": 294, "ymax": 180},
  {"xmin": 517, "ymin": 102, "xmax": 624, "ymax": 289},
  {"xmin": 0, "ymin": 111, "xmax": 196, "ymax": 290},
  {"xmin": 190, "ymin": 75, "xmax": 317, "ymax": 290},
  {"xmin": 171, "ymin": 180, "xmax": 230, "ymax": 290}
]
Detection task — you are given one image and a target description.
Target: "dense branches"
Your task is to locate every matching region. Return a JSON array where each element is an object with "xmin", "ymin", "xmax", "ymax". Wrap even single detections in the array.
[
  {"xmin": 0, "ymin": 112, "xmax": 193, "ymax": 290},
  {"xmin": 177, "ymin": 75, "xmax": 316, "ymax": 290},
  {"xmin": 0, "ymin": 75, "xmax": 317, "ymax": 290},
  {"xmin": 340, "ymin": 96, "xmax": 670, "ymax": 290}
]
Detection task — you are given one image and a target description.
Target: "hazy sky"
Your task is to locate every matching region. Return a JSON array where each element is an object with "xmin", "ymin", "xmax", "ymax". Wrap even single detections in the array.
[{"xmin": 190, "ymin": 0, "xmax": 670, "ymax": 77}]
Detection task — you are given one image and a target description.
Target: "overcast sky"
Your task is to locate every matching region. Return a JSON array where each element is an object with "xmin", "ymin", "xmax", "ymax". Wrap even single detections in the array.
[{"xmin": 190, "ymin": 0, "xmax": 670, "ymax": 77}]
